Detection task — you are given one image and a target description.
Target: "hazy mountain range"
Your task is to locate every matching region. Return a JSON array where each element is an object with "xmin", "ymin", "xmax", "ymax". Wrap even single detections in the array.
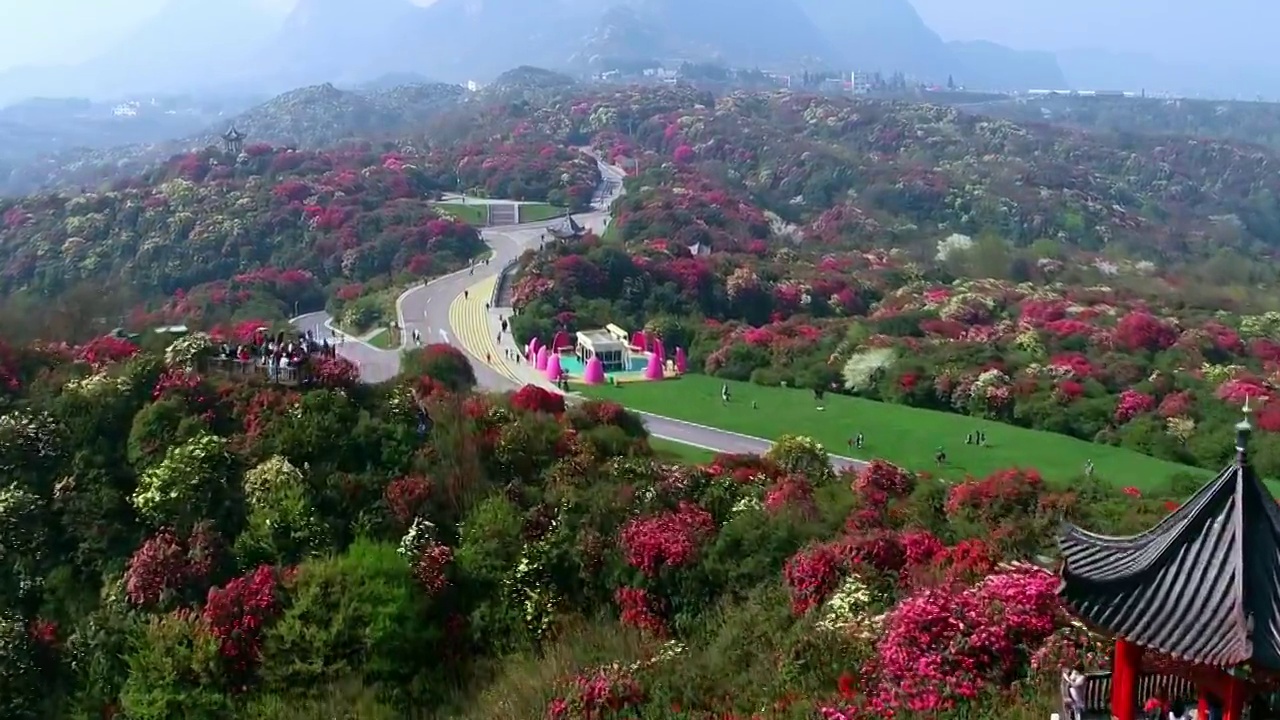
[{"xmin": 0, "ymin": 0, "xmax": 1069, "ymax": 104}]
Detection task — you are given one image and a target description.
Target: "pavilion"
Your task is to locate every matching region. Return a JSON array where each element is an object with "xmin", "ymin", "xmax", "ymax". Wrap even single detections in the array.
[
  {"xmin": 1058, "ymin": 401, "xmax": 1280, "ymax": 720},
  {"xmin": 547, "ymin": 214, "xmax": 584, "ymax": 241}
]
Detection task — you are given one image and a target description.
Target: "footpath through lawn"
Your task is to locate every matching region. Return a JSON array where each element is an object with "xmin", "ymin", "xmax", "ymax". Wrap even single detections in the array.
[{"xmin": 580, "ymin": 374, "xmax": 1206, "ymax": 489}]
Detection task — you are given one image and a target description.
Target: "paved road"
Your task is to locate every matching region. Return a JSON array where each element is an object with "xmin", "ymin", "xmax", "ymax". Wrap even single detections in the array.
[{"xmin": 290, "ymin": 158, "xmax": 863, "ymax": 472}]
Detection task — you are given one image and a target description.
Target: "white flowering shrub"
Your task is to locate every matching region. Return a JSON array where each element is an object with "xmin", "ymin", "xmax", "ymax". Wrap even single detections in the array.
[
  {"xmin": 131, "ymin": 433, "xmax": 228, "ymax": 528},
  {"xmin": 765, "ymin": 435, "xmax": 834, "ymax": 484},
  {"xmin": 242, "ymin": 455, "xmax": 306, "ymax": 510},
  {"xmin": 935, "ymin": 232, "xmax": 972, "ymax": 262},
  {"xmin": 398, "ymin": 516, "xmax": 437, "ymax": 559},
  {"xmin": 816, "ymin": 575, "xmax": 882, "ymax": 635},
  {"xmin": 841, "ymin": 348, "xmax": 895, "ymax": 393},
  {"xmin": 163, "ymin": 332, "xmax": 213, "ymax": 370}
]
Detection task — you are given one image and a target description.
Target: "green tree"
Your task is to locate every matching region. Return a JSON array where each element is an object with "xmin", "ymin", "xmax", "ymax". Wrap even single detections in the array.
[{"xmin": 119, "ymin": 613, "xmax": 230, "ymax": 720}]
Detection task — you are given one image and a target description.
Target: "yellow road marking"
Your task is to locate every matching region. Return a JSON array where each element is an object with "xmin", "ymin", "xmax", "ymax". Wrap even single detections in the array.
[{"xmin": 447, "ymin": 275, "xmax": 523, "ymax": 384}]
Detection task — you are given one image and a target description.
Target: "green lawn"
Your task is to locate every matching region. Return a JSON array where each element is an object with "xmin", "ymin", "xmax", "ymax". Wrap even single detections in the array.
[
  {"xmin": 366, "ymin": 328, "xmax": 399, "ymax": 350},
  {"xmin": 433, "ymin": 203, "xmax": 489, "ymax": 225},
  {"xmin": 580, "ymin": 375, "xmax": 1209, "ymax": 489},
  {"xmin": 518, "ymin": 203, "xmax": 568, "ymax": 223}
]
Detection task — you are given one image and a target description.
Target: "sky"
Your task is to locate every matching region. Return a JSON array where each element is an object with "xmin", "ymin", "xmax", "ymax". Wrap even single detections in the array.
[
  {"xmin": 0, "ymin": 0, "xmax": 1273, "ymax": 73},
  {"xmin": 0, "ymin": 0, "xmax": 436, "ymax": 71}
]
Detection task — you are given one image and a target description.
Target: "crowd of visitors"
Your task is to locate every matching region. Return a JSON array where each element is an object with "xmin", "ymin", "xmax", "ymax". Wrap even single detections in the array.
[{"xmin": 212, "ymin": 327, "xmax": 336, "ymax": 383}]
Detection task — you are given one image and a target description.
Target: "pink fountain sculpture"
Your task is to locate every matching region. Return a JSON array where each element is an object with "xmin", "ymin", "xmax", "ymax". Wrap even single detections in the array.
[
  {"xmin": 544, "ymin": 353, "xmax": 562, "ymax": 382},
  {"xmin": 583, "ymin": 356, "xmax": 605, "ymax": 384},
  {"xmin": 675, "ymin": 346, "xmax": 688, "ymax": 373},
  {"xmin": 551, "ymin": 330, "xmax": 571, "ymax": 352},
  {"xmin": 535, "ymin": 346, "xmax": 550, "ymax": 371},
  {"xmin": 632, "ymin": 330, "xmax": 646, "ymax": 350},
  {"xmin": 528, "ymin": 337, "xmax": 541, "ymax": 356},
  {"xmin": 644, "ymin": 350, "xmax": 664, "ymax": 380}
]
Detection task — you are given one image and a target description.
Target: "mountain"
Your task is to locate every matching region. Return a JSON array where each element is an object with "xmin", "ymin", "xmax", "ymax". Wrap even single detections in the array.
[{"xmin": 793, "ymin": 0, "xmax": 1066, "ymax": 88}]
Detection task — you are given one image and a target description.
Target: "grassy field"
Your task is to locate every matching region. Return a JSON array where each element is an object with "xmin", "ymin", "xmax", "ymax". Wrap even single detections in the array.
[
  {"xmin": 366, "ymin": 328, "xmax": 398, "ymax": 350},
  {"xmin": 580, "ymin": 375, "xmax": 1208, "ymax": 489},
  {"xmin": 518, "ymin": 204, "xmax": 568, "ymax": 223},
  {"xmin": 433, "ymin": 203, "xmax": 489, "ymax": 225}
]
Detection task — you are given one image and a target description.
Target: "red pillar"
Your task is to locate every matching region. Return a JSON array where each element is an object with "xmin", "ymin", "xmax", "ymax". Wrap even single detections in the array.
[
  {"xmin": 1198, "ymin": 692, "xmax": 1210, "ymax": 719},
  {"xmin": 1111, "ymin": 638, "xmax": 1142, "ymax": 720},
  {"xmin": 1223, "ymin": 676, "xmax": 1246, "ymax": 720}
]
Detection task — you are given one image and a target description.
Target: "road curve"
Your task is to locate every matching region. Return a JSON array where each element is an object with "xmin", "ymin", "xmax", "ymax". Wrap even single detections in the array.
[{"xmin": 290, "ymin": 159, "xmax": 864, "ymax": 472}]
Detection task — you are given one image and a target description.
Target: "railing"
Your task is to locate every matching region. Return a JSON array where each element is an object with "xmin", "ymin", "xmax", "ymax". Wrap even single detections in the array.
[
  {"xmin": 202, "ymin": 357, "xmax": 307, "ymax": 386},
  {"xmin": 493, "ymin": 257, "xmax": 520, "ymax": 308},
  {"xmin": 1063, "ymin": 671, "xmax": 1197, "ymax": 719}
]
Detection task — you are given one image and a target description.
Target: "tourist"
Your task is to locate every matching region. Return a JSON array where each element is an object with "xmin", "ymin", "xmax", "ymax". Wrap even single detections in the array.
[
  {"xmin": 966, "ymin": 432, "xmax": 973, "ymax": 445},
  {"xmin": 464, "ymin": 290, "xmax": 469, "ymax": 300},
  {"xmin": 1084, "ymin": 459, "xmax": 1095, "ymax": 479},
  {"xmin": 721, "ymin": 383, "xmax": 730, "ymax": 404},
  {"xmin": 935, "ymin": 446, "xmax": 946, "ymax": 465},
  {"xmin": 1062, "ymin": 663, "xmax": 1086, "ymax": 720},
  {"xmin": 855, "ymin": 432, "xmax": 864, "ymax": 449},
  {"xmin": 485, "ymin": 301, "xmax": 490, "ymax": 311}
]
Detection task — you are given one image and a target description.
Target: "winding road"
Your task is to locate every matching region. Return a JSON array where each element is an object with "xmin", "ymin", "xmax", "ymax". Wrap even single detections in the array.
[{"xmin": 291, "ymin": 156, "xmax": 862, "ymax": 470}]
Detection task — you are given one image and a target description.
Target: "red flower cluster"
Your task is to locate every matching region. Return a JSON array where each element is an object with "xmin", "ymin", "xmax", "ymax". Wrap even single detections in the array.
[
  {"xmin": 619, "ymin": 501, "xmax": 716, "ymax": 577},
  {"xmin": 310, "ymin": 356, "xmax": 358, "ymax": 388},
  {"xmin": 384, "ymin": 476, "xmax": 433, "ymax": 527},
  {"xmin": 412, "ymin": 541, "xmax": 453, "ymax": 597},
  {"xmin": 1114, "ymin": 389, "xmax": 1156, "ymax": 424},
  {"xmin": 852, "ymin": 460, "xmax": 915, "ymax": 503},
  {"xmin": 511, "ymin": 384, "xmax": 566, "ymax": 415},
  {"xmin": 945, "ymin": 468, "xmax": 1044, "ymax": 527},
  {"xmin": 763, "ymin": 474, "xmax": 817, "ymax": 517},
  {"xmin": 783, "ymin": 542, "xmax": 846, "ymax": 615},
  {"xmin": 76, "ymin": 335, "xmax": 139, "ymax": 368},
  {"xmin": 124, "ymin": 525, "xmax": 224, "ymax": 608},
  {"xmin": 152, "ymin": 368, "xmax": 205, "ymax": 402},
  {"xmin": 1113, "ymin": 312, "xmax": 1179, "ymax": 353},
  {"xmin": 614, "ymin": 586, "xmax": 667, "ymax": 637},
  {"xmin": 201, "ymin": 565, "xmax": 282, "ymax": 676},
  {"xmin": 545, "ymin": 666, "xmax": 646, "ymax": 720}
]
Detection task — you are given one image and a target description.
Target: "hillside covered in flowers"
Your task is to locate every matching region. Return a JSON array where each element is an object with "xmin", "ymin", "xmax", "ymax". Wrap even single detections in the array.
[
  {"xmin": 0, "ymin": 332, "xmax": 1182, "ymax": 718},
  {"xmin": 485, "ymin": 86, "xmax": 1280, "ymax": 477},
  {"xmin": 0, "ymin": 139, "xmax": 597, "ymax": 342}
]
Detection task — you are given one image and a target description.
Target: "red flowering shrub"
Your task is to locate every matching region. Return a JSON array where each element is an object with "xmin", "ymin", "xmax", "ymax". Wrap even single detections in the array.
[
  {"xmin": 852, "ymin": 460, "xmax": 915, "ymax": 503},
  {"xmin": 124, "ymin": 524, "xmax": 224, "ymax": 609},
  {"xmin": 614, "ymin": 587, "xmax": 667, "ymax": 637},
  {"xmin": 76, "ymin": 335, "xmax": 139, "ymax": 368},
  {"xmin": 945, "ymin": 468, "xmax": 1044, "ymax": 527},
  {"xmin": 124, "ymin": 529, "xmax": 190, "ymax": 608},
  {"xmin": 310, "ymin": 356, "xmax": 358, "ymax": 389},
  {"xmin": 404, "ymin": 343, "xmax": 476, "ymax": 391},
  {"xmin": 1157, "ymin": 390, "xmax": 1194, "ymax": 418},
  {"xmin": 1113, "ymin": 312, "xmax": 1179, "ymax": 353},
  {"xmin": 1217, "ymin": 376, "xmax": 1269, "ymax": 405},
  {"xmin": 1122, "ymin": 486, "xmax": 1142, "ymax": 498},
  {"xmin": 763, "ymin": 474, "xmax": 817, "ymax": 517},
  {"xmin": 412, "ymin": 541, "xmax": 453, "ymax": 597},
  {"xmin": 511, "ymin": 384, "xmax": 566, "ymax": 415},
  {"xmin": 619, "ymin": 502, "xmax": 716, "ymax": 577},
  {"xmin": 385, "ymin": 476, "xmax": 433, "ymax": 526},
  {"xmin": 847, "ymin": 530, "xmax": 907, "ymax": 576},
  {"xmin": 783, "ymin": 542, "xmax": 846, "ymax": 615},
  {"xmin": 546, "ymin": 666, "xmax": 646, "ymax": 719},
  {"xmin": 871, "ymin": 567, "xmax": 1064, "ymax": 712},
  {"xmin": 201, "ymin": 565, "xmax": 282, "ymax": 676}
]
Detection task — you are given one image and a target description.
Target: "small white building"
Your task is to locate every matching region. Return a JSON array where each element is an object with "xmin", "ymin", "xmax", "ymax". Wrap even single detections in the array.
[{"xmin": 576, "ymin": 329, "xmax": 629, "ymax": 372}]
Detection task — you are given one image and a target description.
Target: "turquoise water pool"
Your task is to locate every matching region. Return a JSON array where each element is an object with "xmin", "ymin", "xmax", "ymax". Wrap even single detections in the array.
[{"xmin": 558, "ymin": 354, "xmax": 649, "ymax": 376}]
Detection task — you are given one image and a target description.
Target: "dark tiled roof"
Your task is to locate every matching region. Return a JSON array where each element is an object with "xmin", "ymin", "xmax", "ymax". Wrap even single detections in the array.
[
  {"xmin": 548, "ymin": 213, "xmax": 582, "ymax": 238},
  {"xmin": 1058, "ymin": 428, "xmax": 1280, "ymax": 669}
]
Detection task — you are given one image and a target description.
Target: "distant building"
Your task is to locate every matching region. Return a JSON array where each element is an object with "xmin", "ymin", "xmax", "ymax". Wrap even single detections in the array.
[
  {"xmin": 851, "ymin": 71, "xmax": 872, "ymax": 95},
  {"xmin": 466, "ymin": 80, "xmax": 479, "ymax": 92}
]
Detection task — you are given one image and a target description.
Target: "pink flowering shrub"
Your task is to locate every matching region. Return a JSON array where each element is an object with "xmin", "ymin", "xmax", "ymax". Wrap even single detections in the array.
[
  {"xmin": 545, "ymin": 666, "xmax": 646, "ymax": 719},
  {"xmin": 384, "ymin": 476, "xmax": 433, "ymax": 527},
  {"xmin": 1114, "ymin": 389, "xmax": 1156, "ymax": 424},
  {"xmin": 945, "ymin": 469, "xmax": 1044, "ymax": 527},
  {"xmin": 869, "ymin": 567, "xmax": 1064, "ymax": 712},
  {"xmin": 511, "ymin": 384, "xmax": 566, "ymax": 415},
  {"xmin": 619, "ymin": 502, "xmax": 716, "ymax": 577}
]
